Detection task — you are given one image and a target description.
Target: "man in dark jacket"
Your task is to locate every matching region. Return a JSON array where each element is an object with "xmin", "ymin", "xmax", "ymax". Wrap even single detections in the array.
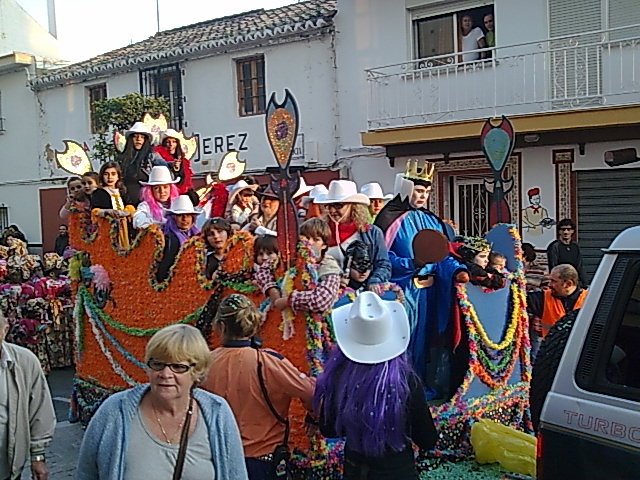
[
  {"xmin": 546, "ymin": 218, "xmax": 587, "ymax": 286},
  {"xmin": 54, "ymin": 225, "xmax": 69, "ymax": 256}
]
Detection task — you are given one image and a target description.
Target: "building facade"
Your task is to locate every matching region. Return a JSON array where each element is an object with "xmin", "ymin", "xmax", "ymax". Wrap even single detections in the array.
[
  {"xmin": 334, "ymin": 0, "xmax": 640, "ymax": 278},
  {"xmin": 0, "ymin": 0, "xmax": 338, "ymax": 251}
]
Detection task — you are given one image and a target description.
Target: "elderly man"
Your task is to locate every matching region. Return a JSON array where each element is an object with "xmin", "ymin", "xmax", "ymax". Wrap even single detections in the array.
[
  {"xmin": 527, "ymin": 264, "xmax": 588, "ymax": 359},
  {"xmin": 0, "ymin": 310, "xmax": 56, "ymax": 480}
]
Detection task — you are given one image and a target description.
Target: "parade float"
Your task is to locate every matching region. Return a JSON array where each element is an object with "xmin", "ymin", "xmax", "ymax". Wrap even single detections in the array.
[{"xmin": 62, "ymin": 94, "xmax": 532, "ymax": 477}]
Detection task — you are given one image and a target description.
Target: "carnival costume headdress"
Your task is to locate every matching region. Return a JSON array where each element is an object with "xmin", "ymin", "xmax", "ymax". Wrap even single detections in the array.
[
  {"xmin": 454, "ymin": 235, "xmax": 492, "ymax": 263},
  {"xmin": 393, "ymin": 159, "xmax": 436, "ymax": 200},
  {"xmin": 404, "ymin": 159, "xmax": 435, "ymax": 185}
]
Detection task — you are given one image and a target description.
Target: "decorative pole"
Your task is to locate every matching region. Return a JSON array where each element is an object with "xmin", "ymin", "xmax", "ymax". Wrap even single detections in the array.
[
  {"xmin": 480, "ymin": 116, "xmax": 516, "ymax": 225},
  {"xmin": 265, "ymin": 89, "xmax": 301, "ymax": 268}
]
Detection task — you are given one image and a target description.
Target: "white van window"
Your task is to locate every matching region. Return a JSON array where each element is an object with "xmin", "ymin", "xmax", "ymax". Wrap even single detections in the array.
[{"xmin": 606, "ymin": 276, "xmax": 640, "ymax": 390}]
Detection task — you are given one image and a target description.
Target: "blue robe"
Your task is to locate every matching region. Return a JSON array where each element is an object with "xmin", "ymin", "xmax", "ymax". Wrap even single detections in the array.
[{"xmin": 383, "ymin": 209, "xmax": 463, "ymax": 397}]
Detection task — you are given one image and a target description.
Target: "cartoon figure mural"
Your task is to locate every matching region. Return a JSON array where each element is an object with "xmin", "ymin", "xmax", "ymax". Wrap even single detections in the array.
[{"xmin": 521, "ymin": 186, "xmax": 555, "ymax": 243}]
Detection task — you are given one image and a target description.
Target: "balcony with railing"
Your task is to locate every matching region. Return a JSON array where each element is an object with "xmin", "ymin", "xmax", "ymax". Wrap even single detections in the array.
[{"xmin": 366, "ymin": 25, "xmax": 640, "ymax": 131}]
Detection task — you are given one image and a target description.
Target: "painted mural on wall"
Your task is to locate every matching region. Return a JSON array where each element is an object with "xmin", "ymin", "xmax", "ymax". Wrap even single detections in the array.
[{"xmin": 521, "ymin": 186, "xmax": 555, "ymax": 246}]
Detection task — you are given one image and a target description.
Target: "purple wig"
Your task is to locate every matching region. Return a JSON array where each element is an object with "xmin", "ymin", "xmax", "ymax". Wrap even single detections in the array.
[
  {"xmin": 162, "ymin": 214, "xmax": 200, "ymax": 245},
  {"xmin": 140, "ymin": 184, "xmax": 180, "ymax": 222},
  {"xmin": 313, "ymin": 346, "xmax": 416, "ymax": 457}
]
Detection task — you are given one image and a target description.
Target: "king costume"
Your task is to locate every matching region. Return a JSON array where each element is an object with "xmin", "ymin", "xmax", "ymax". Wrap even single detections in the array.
[{"xmin": 374, "ymin": 160, "xmax": 464, "ymax": 399}]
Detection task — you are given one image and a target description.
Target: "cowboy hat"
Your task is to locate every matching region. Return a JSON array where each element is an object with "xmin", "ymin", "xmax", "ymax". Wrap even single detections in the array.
[
  {"xmin": 160, "ymin": 129, "xmax": 182, "ymax": 142},
  {"xmin": 293, "ymin": 177, "xmax": 315, "ymax": 199},
  {"xmin": 139, "ymin": 165, "xmax": 180, "ymax": 186},
  {"xmin": 257, "ymin": 185, "xmax": 279, "ymax": 200},
  {"xmin": 314, "ymin": 180, "xmax": 370, "ymax": 206},
  {"xmin": 332, "ymin": 291, "xmax": 410, "ymax": 364},
  {"xmin": 166, "ymin": 195, "xmax": 202, "ymax": 215},
  {"xmin": 360, "ymin": 182, "xmax": 392, "ymax": 200},
  {"xmin": 124, "ymin": 122, "xmax": 153, "ymax": 139},
  {"xmin": 227, "ymin": 180, "xmax": 259, "ymax": 206},
  {"xmin": 300, "ymin": 184, "xmax": 328, "ymax": 207}
]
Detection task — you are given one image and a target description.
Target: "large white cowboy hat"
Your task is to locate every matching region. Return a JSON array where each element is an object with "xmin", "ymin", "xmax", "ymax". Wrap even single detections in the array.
[
  {"xmin": 139, "ymin": 165, "xmax": 180, "ymax": 186},
  {"xmin": 293, "ymin": 177, "xmax": 315, "ymax": 199},
  {"xmin": 360, "ymin": 182, "xmax": 392, "ymax": 200},
  {"xmin": 227, "ymin": 180, "xmax": 259, "ymax": 206},
  {"xmin": 332, "ymin": 291, "xmax": 410, "ymax": 364},
  {"xmin": 160, "ymin": 128, "xmax": 182, "ymax": 142},
  {"xmin": 301, "ymin": 184, "xmax": 329, "ymax": 207},
  {"xmin": 166, "ymin": 195, "xmax": 202, "ymax": 215},
  {"xmin": 124, "ymin": 121, "xmax": 153, "ymax": 139},
  {"xmin": 314, "ymin": 180, "xmax": 370, "ymax": 206}
]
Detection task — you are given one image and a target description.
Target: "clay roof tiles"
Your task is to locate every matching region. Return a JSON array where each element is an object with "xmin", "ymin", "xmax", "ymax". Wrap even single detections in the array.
[{"xmin": 33, "ymin": 0, "xmax": 336, "ymax": 90}]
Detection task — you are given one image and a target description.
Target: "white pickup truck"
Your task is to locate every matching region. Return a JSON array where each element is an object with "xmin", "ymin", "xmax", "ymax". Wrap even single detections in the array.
[{"xmin": 531, "ymin": 226, "xmax": 640, "ymax": 479}]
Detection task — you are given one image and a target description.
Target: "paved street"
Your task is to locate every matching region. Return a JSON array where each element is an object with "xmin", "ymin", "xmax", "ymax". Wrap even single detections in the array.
[
  {"xmin": 20, "ymin": 367, "xmax": 83, "ymax": 479},
  {"xmin": 31, "ymin": 368, "xmax": 515, "ymax": 479}
]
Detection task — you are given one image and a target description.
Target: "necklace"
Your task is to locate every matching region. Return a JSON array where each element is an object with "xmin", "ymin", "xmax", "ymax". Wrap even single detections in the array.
[{"xmin": 152, "ymin": 401, "xmax": 188, "ymax": 444}]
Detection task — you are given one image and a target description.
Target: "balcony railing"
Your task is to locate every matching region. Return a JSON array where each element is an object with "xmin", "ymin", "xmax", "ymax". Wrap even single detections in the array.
[{"xmin": 366, "ymin": 24, "xmax": 640, "ymax": 130}]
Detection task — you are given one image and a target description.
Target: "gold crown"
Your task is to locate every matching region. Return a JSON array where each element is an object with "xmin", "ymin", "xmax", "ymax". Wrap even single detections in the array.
[{"xmin": 404, "ymin": 159, "xmax": 435, "ymax": 183}]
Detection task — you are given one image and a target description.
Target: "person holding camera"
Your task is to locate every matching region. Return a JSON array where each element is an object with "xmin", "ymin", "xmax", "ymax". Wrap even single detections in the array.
[{"xmin": 201, "ymin": 294, "xmax": 315, "ymax": 479}]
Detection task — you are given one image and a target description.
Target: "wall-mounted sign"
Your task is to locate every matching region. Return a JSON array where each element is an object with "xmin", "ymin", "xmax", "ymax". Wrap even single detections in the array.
[{"xmin": 192, "ymin": 132, "xmax": 249, "ymax": 163}]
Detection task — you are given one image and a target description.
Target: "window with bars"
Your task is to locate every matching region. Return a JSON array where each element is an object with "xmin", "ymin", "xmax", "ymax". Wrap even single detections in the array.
[
  {"xmin": 87, "ymin": 84, "xmax": 107, "ymax": 133},
  {"xmin": 0, "ymin": 205, "xmax": 8, "ymax": 231},
  {"xmin": 139, "ymin": 64, "xmax": 184, "ymax": 129},
  {"xmin": 0, "ymin": 90, "xmax": 5, "ymax": 133},
  {"xmin": 236, "ymin": 56, "xmax": 266, "ymax": 116}
]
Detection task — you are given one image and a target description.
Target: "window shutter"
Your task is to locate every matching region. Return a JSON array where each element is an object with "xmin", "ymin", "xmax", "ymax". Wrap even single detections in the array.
[
  {"xmin": 608, "ymin": 0, "xmax": 640, "ymax": 40},
  {"xmin": 549, "ymin": 0, "xmax": 602, "ymax": 37}
]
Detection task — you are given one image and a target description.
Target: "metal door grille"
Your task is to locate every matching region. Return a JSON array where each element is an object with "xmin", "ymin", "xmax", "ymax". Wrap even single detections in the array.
[
  {"xmin": 455, "ymin": 178, "xmax": 490, "ymax": 236},
  {"xmin": 140, "ymin": 64, "xmax": 183, "ymax": 129}
]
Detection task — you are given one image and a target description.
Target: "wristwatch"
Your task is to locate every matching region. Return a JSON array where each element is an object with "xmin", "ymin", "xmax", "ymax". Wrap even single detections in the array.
[{"xmin": 31, "ymin": 455, "xmax": 46, "ymax": 463}]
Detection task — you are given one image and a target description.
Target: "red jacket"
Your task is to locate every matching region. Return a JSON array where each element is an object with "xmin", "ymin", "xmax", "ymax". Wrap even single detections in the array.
[{"xmin": 153, "ymin": 145, "xmax": 193, "ymax": 194}]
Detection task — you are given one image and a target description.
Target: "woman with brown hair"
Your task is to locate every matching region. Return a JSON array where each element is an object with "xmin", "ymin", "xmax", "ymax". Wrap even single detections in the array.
[
  {"xmin": 315, "ymin": 180, "xmax": 391, "ymax": 292},
  {"xmin": 201, "ymin": 294, "xmax": 315, "ymax": 480}
]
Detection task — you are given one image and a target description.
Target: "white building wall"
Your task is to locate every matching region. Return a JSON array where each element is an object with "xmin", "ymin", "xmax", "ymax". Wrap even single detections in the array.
[
  {"xmin": 0, "ymin": 0, "xmax": 59, "ymax": 59},
  {"xmin": 2, "ymin": 34, "xmax": 338, "ymax": 242}
]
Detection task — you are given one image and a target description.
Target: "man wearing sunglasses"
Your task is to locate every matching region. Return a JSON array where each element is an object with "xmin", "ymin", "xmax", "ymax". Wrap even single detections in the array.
[{"xmin": 546, "ymin": 218, "xmax": 587, "ymax": 286}]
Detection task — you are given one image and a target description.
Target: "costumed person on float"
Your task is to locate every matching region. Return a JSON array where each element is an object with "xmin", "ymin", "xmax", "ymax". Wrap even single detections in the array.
[
  {"xmin": 451, "ymin": 236, "xmax": 506, "ymax": 290},
  {"xmin": 153, "ymin": 129, "xmax": 196, "ymax": 201},
  {"xmin": 117, "ymin": 122, "xmax": 164, "ymax": 206},
  {"xmin": 374, "ymin": 159, "xmax": 466, "ymax": 400}
]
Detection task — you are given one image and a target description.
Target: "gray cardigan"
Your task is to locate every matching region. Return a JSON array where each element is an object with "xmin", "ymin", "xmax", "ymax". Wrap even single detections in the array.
[{"xmin": 75, "ymin": 384, "xmax": 248, "ymax": 480}]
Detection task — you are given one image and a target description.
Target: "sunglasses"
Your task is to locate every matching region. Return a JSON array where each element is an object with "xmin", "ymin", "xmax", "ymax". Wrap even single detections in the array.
[
  {"xmin": 559, "ymin": 227, "xmax": 574, "ymax": 231},
  {"xmin": 328, "ymin": 203, "xmax": 346, "ymax": 210},
  {"xmin": 147, "ymin": 359, "xmax": 194, "ymax": 374},
  {"xmin": 241, "ymin": 191, "xmax": 255, "ymax": 197}
]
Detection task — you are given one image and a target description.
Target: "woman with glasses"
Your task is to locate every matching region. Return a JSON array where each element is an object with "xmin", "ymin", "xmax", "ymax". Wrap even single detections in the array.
[
  {"xmin": 315, "ymin": 180, "xmax": 391, "ymax": 292},
  {"xmin": 76, "ymin": 324, "xmax": 248, "ymax": 479}
]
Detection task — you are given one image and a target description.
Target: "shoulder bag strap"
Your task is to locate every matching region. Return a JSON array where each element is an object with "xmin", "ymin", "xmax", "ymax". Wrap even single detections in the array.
[
  {"xmin": 256, "ymin": 350, "xmax": 290, "ymax": 445},
  {"xmin": 172, "ymin": 394, "xmax": 195, "ymax": 480}
]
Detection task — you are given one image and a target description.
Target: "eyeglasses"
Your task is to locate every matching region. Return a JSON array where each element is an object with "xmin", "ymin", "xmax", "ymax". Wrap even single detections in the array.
[
  {"xmin": 147, "ymin": 359, "xmax": 194, "ymax": 374},
  {"xmin": 241, "ymin": 191, "xmax": 255, "ymax": 197},
  {"xmin": 559, "ymin": 227, "xmax": 574, "ymax": 231},
  {"xmin": 328, "ymin": 203, "xmax": 345, "ymax": 211}
]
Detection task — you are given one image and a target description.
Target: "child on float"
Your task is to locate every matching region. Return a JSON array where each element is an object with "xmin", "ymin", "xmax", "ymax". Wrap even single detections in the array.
[
  {"xmin": 201, "ymin": 217, "xmax": 232, "ymax": 280},
  {"xmin": 156, "ymin": 195, "xmax": 201, "ymax": 282},
  {"xmin": 59, "ymin": 176, "xmax": 87, "ymax": 220},
  {"xmin": 132, "ymin": 165, "xmax": 180, "ymax": 229},
  {"xmin": 255, "ymin": 217, "xmax": 342, "ymax": 313},
  {"xmin": 153, "ymin": 129, "xmax": 194, "ymax": 196},
  {"xmin": 226, "ymin": 180, "xmax": 259, "ymax": 229},
  {"xmin": 81, "ymin": 171, "xmax": 99, "ymax": 195},
  {"xmin": 314, "ymin": 292, "xmax": 438, "ymax": 479},
  {"xmin": 453, "ymin": 236, "xmax": 506, "ymax": 290},
  {"xmin": 91, "ymin": 161, "xmax": 134, "ymax": 248},
  {"xmin": 488, "ymin": 251, "xmax": 508, "ymax": 274},
  {"xmin": 253, "ymin": 227, "xmax": 279, "ymax": 269}
]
